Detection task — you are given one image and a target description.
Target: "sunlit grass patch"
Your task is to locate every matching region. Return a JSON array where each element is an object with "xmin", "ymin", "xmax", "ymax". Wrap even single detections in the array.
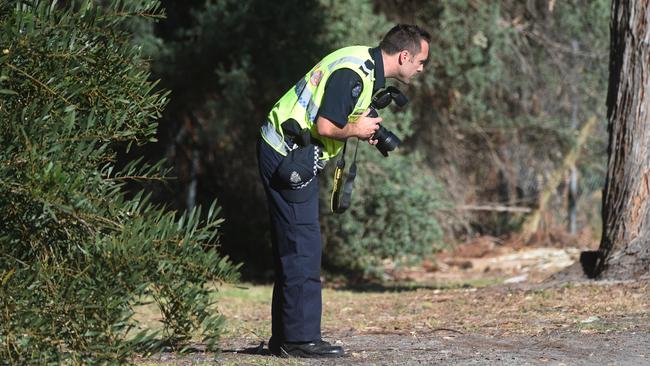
[{"xmin": 214, "ymin": 284, "xmax": 273, "ymax": 340}]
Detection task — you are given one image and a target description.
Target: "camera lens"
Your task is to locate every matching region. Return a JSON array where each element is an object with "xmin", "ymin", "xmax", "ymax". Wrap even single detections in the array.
[{"xmin": 373, "ymin": 124, "xmax": 401, "ymax": 157}]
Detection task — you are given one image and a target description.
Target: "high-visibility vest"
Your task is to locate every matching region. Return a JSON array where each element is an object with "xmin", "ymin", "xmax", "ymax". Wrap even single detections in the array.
[{"xmin": 262, "ymin": 46, "xmax": 376, "ymax": 160}]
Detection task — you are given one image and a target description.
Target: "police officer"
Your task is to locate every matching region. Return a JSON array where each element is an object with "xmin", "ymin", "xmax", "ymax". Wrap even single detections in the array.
[{"xmin": 257, "ymin": 24, "xmax": 430, "ymax": 358}]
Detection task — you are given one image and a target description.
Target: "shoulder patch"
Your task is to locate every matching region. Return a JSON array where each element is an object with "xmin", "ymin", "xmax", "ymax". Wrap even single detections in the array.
[
  {"xmin": 310, "ymin": 70, "xmax": 323, "ymax": 86},
  {"xmin": 351, "ymin": 83, "xmax": 362, "ymax": 98}
]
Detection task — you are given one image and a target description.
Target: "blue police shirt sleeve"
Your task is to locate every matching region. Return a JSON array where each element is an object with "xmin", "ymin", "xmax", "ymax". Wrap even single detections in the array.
[{"xmin": 317, "ymin": 69, "xmax": 363, "ymax": 128}]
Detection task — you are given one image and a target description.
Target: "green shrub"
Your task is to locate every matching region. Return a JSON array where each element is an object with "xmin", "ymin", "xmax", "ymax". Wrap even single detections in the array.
[
  {"xmin": 0, "ymin": 1, "xmax": 238, "ymax": 364},
  {"xmin": 321, "ymin": 145, "xmax": 446, "ymax": 277}
]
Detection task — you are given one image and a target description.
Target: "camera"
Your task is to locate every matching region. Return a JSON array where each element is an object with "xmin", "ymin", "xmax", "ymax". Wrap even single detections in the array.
[{"xmin": 367, "ymin": 86, "xmax": 408, "ymax": 157}]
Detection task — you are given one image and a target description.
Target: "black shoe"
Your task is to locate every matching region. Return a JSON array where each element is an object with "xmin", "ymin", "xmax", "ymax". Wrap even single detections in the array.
[{"xmin": 279, "ymin": 339, "xmax": 345, "ymax": 358}]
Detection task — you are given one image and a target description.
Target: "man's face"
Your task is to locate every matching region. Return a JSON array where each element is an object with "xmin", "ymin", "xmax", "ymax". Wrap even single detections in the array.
[{"xmin": 396, "ymin": 39, "xmax": 429, "ymax": 84}]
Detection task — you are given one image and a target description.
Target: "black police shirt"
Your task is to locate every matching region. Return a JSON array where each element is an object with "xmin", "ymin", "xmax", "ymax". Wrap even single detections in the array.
[{"xmin": 317, "ymin": 47, "xmax": 385, "ymax": 128}]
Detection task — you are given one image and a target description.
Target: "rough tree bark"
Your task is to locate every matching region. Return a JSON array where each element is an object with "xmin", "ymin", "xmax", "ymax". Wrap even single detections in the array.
[{"xmin": 590, "ymin": 0, "xmax": 650, "ymax": 279}]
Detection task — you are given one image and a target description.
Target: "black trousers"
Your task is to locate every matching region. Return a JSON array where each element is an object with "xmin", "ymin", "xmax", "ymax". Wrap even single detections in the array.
[{"xmin": 257, "ymin": 137, "xmax": 322, "ymax": 343}]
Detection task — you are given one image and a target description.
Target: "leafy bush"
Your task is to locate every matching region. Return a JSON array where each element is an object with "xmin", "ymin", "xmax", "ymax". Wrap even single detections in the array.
[
  {"xmin": 321, "ymin": 145, "xmax": 446, "ymax": 276},
  {"xmin": 0, "ymin": 1, "xmax": 238, "ymax": 364}
]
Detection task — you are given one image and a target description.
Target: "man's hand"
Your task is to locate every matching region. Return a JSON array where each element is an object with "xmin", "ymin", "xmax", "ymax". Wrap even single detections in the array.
[
  {"xmin": 316, "ymin": 109, "xmax": 382, "ymax": 143},
  {"xmin": 353, "ymin": 109, "xmax": 382, "ymax": 143}
]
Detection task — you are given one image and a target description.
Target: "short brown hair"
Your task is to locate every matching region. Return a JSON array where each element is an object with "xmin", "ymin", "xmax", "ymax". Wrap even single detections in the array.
[{"xmin": 379, "ymin": 24, "xmax": 431, "ymax": 55}]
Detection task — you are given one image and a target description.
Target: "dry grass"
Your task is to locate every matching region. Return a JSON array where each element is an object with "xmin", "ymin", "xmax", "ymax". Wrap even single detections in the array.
[
  {"xmin": 133, "ymin": 245, "xmax": 650, "ymax": 364},
  {"xmin": 212, "ymin": 279, "xmax": 650, "ymax": 343},
  {"xmin": 133, "ymin": 276, "xmax": 650, "ymax": 365}
]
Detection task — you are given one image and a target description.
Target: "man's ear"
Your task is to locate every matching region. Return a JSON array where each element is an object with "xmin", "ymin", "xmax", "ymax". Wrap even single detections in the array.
[
  {"xmin": 397, "ymin": 50, "xmax": 407, "ymax": 65},
  {"xmin": 399, "ymin": 50, "xmax": 409, "ymax": 64}
]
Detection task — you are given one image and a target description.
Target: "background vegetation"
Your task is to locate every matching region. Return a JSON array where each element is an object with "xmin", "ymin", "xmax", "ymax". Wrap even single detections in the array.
[
  {"xmin": 1, "ymin": 0, "xmax": 611, "ymax": 361},
  {"xmin": 129, "ymin": 0, "xmax": 609, "ymax": 277}
]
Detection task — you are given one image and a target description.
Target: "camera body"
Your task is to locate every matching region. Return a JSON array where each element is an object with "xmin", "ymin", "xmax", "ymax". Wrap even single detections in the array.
[{"xmin": 368, "ymin": 86, "xmax": 407, "ymax": 157}]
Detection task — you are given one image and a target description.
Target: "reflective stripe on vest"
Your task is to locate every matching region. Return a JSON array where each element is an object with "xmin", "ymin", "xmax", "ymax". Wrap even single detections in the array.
[{"xmin": 262, "ymin": 46, "xmax": 375, "ymax": 159}]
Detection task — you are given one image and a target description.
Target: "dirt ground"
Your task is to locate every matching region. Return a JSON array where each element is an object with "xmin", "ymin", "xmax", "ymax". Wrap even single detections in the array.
[
  {"xmin": 212, "ymin": 330, "xmax": 650, "ymax": 365},
  {"xmin": 137, "ymin": 238, "xmax": 650, "ymax": 365}
]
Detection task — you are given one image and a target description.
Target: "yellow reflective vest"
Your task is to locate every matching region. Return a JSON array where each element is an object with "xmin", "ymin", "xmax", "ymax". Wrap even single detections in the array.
[{"xmin": 261, "ymin": 46, "xmax": 376, "ymax": 160}]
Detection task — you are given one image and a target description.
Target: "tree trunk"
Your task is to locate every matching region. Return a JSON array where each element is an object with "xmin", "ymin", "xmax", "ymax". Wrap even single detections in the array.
[{"xmin": 594, "ymin": 0, "xmax": 650, "ymax": 279}]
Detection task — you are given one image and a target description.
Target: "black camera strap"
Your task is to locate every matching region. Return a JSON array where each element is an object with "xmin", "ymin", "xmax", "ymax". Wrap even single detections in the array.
[{"xmin": 330, "ymin": 138, "xmax": 359, "ymax": 213}]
